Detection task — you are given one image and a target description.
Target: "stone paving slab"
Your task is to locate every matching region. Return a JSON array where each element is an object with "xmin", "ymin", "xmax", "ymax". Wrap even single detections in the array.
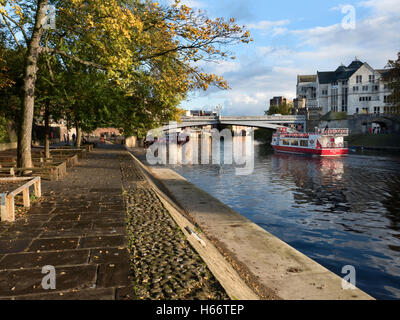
[{"xmin": 0, "ymin": 145, "xmax": 134, "ymax": 300}]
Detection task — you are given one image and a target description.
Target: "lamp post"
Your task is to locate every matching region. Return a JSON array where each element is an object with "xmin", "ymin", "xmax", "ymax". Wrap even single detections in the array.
[{"xmin": 215, "ymin": 104, "xmax": 223, "ymax": 118}]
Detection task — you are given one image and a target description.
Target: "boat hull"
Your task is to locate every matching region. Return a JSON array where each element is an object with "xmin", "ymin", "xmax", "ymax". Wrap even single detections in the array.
[{"xmin": 272, "ymin": 145, "xmax": 348, "ymax": 157}]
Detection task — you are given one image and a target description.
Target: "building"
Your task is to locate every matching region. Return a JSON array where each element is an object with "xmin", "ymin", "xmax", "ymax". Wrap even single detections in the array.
[
  {"xmin": 292, "ymin": 97, "xmax": 308, "ymax": 116},
  {"xmin": 185, "ymin": 110, "xmax": 217, "ymax": 117},
  {"xmin": 270, "ymin": 96, "xmax": 292, "ymax": 108},
  {"xmin": 296, "ymin": 58, "xmax": 394, "ymax": 116}
]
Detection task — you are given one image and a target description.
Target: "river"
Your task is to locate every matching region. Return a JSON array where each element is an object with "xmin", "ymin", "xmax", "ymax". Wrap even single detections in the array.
[{"xmin": 165, "ymin": 142, "xmax": 400, "ymax": 300}]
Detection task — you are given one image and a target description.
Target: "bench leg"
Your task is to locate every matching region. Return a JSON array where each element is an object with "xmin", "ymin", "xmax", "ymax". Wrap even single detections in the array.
[
  {"xmin": 23, "ymin": 188, "xmax": 30, "ymax": 208},
  {"xmin": 1, "ymin": 193, "xmax": 6, "ymax": 222},
  {"xmin": 34, "ymin": 178, "xmax": 42, "ymax": 198},
  {"xmin": 6, "ymin": 195, "xmax": 15, "ymax": 222}
]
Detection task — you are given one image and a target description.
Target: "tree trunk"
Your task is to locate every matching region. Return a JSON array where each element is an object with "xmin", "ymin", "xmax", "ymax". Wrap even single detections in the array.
[
  {"xmin": 17, "ymin": 0, "xmax": 48, "ymax": 168},
  {"xmin": 76, "ymin": 125, "xmax": 82, "ymax": 148},
  {"xmin": 44, "ymin": 104, "xmax": 50, "ymax": 159}
]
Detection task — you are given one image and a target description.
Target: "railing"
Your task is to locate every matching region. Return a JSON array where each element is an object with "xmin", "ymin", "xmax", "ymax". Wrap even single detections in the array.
[
  {"xmin": 315, "ymin": 128, "xmax": 349, "ymax": 136},
  {"xmin": 180, "ymin": 115, "xmax": 306, "ymax": 121}
]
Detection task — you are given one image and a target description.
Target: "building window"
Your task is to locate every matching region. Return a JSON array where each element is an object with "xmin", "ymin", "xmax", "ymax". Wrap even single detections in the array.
[
  {"xmin": 342, "ymin": 80, "xmax": 348, "ymax": 85},
  {"xmin": 312, "ymin": 87, "xmax": 317, "ymax": 99},
  {"xmin": 374, "ymin": 107, "xmax": 380, "ymax": 114},
  {"xmin": 331, "ymin": 88, "xmax": 338, "ymax": 112},
  {"xmin": 356, "ymin": 108, "xmax": 359, "ymax": 114},
  {"xmin": 360, "ymin": 96, "xmax": 372, "ymax": 102},
  {"xmin": 356, "ymin": 75, "xmax": 362, "ymax": 83},
  {"xmin": 384, "ymin": 95, "xmax": 389, "ymax": 103},
  {"xmin": 384, "ymin": 106, "xmax": 390, "ymax": 114},
  {"xmin": 362, "ymin": 107, "xmax": 369, "ymax": 114},
  {"xmin": 341, "ymin": 87, "xmax": 348, "ymax": 113},
  {"xmin": 374, "ymin": 85, "xmax": 379, "ymax": 91},
  {"xmin": 353, "ymin": 86, "xmax": 359, "ymax": 92},
  {"xmin": 369, "ymin": 75, "xmax": 375, "ymax": 83},
  {"xmin": 362, "ymin": 85, "xmax": 369, "ymax": 91}
]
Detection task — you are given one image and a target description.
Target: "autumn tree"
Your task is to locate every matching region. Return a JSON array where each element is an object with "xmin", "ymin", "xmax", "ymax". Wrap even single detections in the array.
[
  {"xmin": 0, "ymin": 55, "xmax": 13, "ymax": 89},
  {"xmin": 1, "ymin": 0, "xmax": 251, "ymax": 167},
  {"xmin": 266, "ymin": 102, "xmax": 293, "ymax": 115},
  {"xmin": 0, "ymin": 45, "xmax": 24, "ymax": 141}
]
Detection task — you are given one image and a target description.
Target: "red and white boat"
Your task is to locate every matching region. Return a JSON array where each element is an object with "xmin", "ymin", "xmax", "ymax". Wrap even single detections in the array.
[{"xmin": 271, "ymin": 127, "xmax": 349, "ymax": 156}]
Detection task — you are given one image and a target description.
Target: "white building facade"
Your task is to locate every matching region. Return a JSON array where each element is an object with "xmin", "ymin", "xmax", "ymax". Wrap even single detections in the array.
[{"xmin": 297, "ymin": 59, "xmax": 394, "ymax": 116}]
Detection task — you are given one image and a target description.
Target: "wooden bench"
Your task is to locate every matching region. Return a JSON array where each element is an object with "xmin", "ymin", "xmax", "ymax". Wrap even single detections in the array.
[
  {"xmin": 81, "ymin": 144, "xmax": 94, "ymax": 152},
  {"xmin": 50, "ymin": 149, "xmax": 87, "ymax": 159},
  {"xmin": 0, "ymin": 168, "xmax": 15, "ymax": 177},
  {"xmin": 50, "ymin": 154, "xmax": 79, "ymax": 167},
  {"xmin": 12, "ymin": 161, "xmax": 67, "ymax": 181},
  {"xmin": 0, "ymin": 177, "xmax": 41, "ymax": 222}
]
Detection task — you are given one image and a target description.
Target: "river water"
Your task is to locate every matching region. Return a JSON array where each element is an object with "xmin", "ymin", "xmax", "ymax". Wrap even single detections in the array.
[{"xmin": 166, "ymin": 142, "xmax": 400, "ymax": 300}]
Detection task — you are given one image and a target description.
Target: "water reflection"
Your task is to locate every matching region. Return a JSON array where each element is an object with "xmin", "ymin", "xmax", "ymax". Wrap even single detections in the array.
[{"xmin": 170, "ymin": 144, "xmax": 400, "ymax": 300}]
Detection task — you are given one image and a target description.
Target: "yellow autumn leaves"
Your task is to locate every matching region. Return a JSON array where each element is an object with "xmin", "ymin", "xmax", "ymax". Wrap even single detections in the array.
[{"xmin": 1, "ymin": 0, "xmax": 250, "ymax": 116}]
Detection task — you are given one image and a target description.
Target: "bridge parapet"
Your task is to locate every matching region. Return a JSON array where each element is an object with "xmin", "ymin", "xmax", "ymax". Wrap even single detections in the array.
[
  {"xmin": 180, "ymin": 115, "xmax": 306, "ymax": 122},
  {"xmin": 220, "ymin": 116, "xmax": 306, "ymax": 121},
  {"xmin": 180, "ymin": 116, "xmax": 218, "ymax": 121},
  {"xmin": 160, "ymin": 115, "xmax": 307, "ymax": 131}
]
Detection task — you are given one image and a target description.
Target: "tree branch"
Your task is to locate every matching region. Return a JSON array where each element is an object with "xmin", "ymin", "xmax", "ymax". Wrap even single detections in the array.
[
  {"xmin": 0, "ymin": 12, "xmax": 22, "ymax": 49},
  {"xmin": 2, "ymin": 12, "xmax": 28, "ymax": 43},
  {"xmin": 40, "ymin": 47, "xmax": 108, "ymax": 70}
]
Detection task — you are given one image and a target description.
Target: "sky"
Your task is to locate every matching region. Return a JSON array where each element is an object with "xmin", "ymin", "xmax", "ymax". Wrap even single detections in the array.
[{"xmin": 164, "ymin": 0, "xmax": 400, "ymax": 116}]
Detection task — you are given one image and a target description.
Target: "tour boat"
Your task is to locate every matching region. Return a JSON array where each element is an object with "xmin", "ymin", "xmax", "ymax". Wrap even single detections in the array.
[{"xmin": 271, "ymin": 127, "xmax": 349, "ymax": 157}]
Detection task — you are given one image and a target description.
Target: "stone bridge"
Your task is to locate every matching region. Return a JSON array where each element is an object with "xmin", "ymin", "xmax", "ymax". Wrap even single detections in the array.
[{"xmin": 161, "ymin": 115, "xmax": 307, "ymax": 132}]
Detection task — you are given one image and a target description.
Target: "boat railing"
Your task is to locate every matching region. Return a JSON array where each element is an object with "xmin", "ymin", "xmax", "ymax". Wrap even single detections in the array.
[{"xmin": 315, "ymin": 128, "xmax": 349, "ymax": 136}]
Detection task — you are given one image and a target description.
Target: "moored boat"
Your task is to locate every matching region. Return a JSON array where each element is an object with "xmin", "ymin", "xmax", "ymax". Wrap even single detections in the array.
[{"xmin": 271, "ymin": 127, "xmax": 349, "ymax": 156}]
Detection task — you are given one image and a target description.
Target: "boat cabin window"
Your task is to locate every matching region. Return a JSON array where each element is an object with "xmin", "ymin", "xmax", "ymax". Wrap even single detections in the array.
[
  {"xmin": 282, "ymin": 139, "xmax": 290, "ymax": 146},
  {"xmin": 300, "ymin": 140, "xmax": 309, "ymax": 147},
  {"xmin": 291, "ymin": 139, "xmax": 299, "ymax": 146}
]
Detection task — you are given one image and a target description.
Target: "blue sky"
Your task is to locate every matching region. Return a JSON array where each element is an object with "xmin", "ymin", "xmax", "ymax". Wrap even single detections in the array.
[{"xmin": 165, "ymin": 0, "xmax": 400, "ymax": 115}]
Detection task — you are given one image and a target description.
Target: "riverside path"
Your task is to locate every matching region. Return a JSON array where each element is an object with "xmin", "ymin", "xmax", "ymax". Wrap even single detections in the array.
[{"xmin": 0, "ymin": 144, "xmax": 227, "ymax": 300}]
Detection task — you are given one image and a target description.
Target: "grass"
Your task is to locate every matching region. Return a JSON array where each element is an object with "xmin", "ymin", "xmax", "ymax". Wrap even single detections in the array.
[
  {"xmin": 347, "ymin": 134, "xmax": 400, "ymax": 148},
  {"xmin": 321, "ymin": 111, "xmax": 348, "ymax": 121}
]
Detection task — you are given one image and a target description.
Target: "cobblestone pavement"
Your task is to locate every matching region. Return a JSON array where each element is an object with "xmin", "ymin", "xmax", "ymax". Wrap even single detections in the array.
[
  {"xmin": 0, "ymin": 144, "xmax": 133, "ymax": 300},
  {"xmin": 120, "ymin": 155, "xmax": 228, "ymax": 300}
]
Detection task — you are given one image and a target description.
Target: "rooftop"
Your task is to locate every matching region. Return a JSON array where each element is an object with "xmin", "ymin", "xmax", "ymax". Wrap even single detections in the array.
[{"xmin": 317, "ymin": 59, "xmax": 364, "ymax": 84}]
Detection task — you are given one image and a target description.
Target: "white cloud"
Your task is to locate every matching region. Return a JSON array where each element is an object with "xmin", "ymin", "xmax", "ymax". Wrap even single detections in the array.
[
  {"xmin": 181, "ymin": 0, "xmax": 400, "ymax": 116},
  {"xmin": 358, "ymin": 0, "xmax": 400, "ymax": 14},
  {"xmin": 165, "ymin": 0, "xmax": 207, "ymax": 9},
  {"xmin": 247, "ymin": 20, "xmax": 291, "ymax": 36},
  {"xmin": 180, "ymin": 0, "xmax": 207, "ymax": 8}
]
